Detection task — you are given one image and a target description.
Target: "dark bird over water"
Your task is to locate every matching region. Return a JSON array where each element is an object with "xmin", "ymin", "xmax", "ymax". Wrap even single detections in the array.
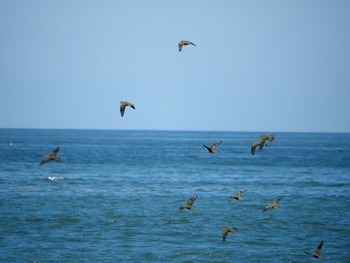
[
  {"xmin": 179, "ymin": 195, "xmax": 198, "ymax": 210},
  {"xmin": 229, "ymin": 189, "xmax": 247, "ymax": 200},
  {"xmin": 263, "ymin": 196, "xmax": 283, "ymax": 212},
  {"xmin": 178, "ymin": 40, "xmax": 196, "ymax": 52},
  {"xmin": 259, "ymin": 134, "xmax": 275, "ymax": 151},
  {"xmin": 203, "ymin": 141, "xmax": 222, "ymax": 154},
  {"xmin": 120, "ymin": 101, "xmax": 135, "ymax": 117},
  {"xmin": 222, "ymin": 227, "xmax": 237, "ymax": 242},
  {"xmin": 305, "ymin": 241, "xmax": 324, "ymax": 260},
  {"xmin": 39, "ymin": 147, "xmax": 60, "ymax": 166}
]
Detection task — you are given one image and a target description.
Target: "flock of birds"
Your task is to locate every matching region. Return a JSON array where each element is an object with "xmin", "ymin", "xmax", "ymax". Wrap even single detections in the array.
[
  {"xmin": 178, "ymin": 191, "xmax": 323, "ymax": 259},
  {"xmin": 35, "ymin": 40, "xmax": 325, "ymax": 260}
]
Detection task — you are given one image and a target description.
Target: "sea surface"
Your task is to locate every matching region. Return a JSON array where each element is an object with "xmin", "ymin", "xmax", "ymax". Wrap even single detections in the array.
[{"xmin": 0, "ymin": 129, "xmax": 349, "ymax": 262}]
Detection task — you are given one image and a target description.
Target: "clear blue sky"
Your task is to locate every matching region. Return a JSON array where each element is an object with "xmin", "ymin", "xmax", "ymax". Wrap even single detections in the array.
[{"xmin": 0, "ymin": 0, "xmax": 349, "ymax": 132}]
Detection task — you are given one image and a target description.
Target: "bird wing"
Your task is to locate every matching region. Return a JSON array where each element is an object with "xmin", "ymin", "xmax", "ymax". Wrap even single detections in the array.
[
  {"xmin": 178, "ymin": 42, "xmax": 183, "ymax": 52},
  {"xmin": 275, "ymin": 196, "xmax": 283, "ymax": 203},
  {"xmin": 316, "ymin": 241, "xmax": 323, "ymax": 255},
  {"xmin": 189, "ymin": 41, "xmax": 196, "ymax": 46},
  {"xmin": 259, "ymin": 138, "xmax": 267, "ymax": 151},
  {"xmin": 120, "ymin": 105, "xmax": 126, "ymax": 117},
  {"xmin": 49, "ymin": 147, "xmax": 59, "ymax": 157},
  {"xmin": 203, "ymin": 145, "xmax": 213, "ymax": 153},
  {"xmin": 251, "ymin": 143, "xmax": 258, "ymax": 155},
  {"xmin": 210, "ymin": 141, "xmax": 222, "ymax": 150},
  {"xmin": 39, "ymin": 156, "xmax": 49, "ymax": 166},
  {"xmin": 187, "ymin": 195, "xmax": 198, "ymax": 206},
  {"xmin": 222, "ymin": 228, "xmax": 229, "ymax": 242},
  {"xmin": 179, "ymin": 205, "xmax": 187, "ymax": 210}
]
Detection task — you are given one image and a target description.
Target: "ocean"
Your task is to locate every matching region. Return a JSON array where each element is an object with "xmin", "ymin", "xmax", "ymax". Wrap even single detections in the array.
[{"xmin": 0, "ymin": 129, "xmax": 349, "ymax": 262}]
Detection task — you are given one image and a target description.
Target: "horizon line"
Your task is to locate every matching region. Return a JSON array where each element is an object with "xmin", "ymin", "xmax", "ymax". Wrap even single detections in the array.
[{"xmin": 0, "ymin": 127, "xmax": 349, "ymax": 134}]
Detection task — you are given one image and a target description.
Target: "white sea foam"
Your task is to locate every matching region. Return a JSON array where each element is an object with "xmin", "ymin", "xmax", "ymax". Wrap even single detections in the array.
[{"xmin": 47, "ymin": 176, "xmax": 64, "ymax": 181}]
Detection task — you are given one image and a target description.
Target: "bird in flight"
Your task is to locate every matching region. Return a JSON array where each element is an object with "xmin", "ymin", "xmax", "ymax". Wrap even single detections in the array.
[
  {"xmin": 178, "ymin": 40, "xmax": 196, "ymax": 52},
  {"xmin": 120, "ymin": 101, "xmax": 135, "ymax": 117},
  {"xmin": 229, "ymin": 189, "xmax": 248, "ymax": 200},
  {"xmin": 203, "ymin": 141, "xmax": 222, "ymax": 154},
  {"xmin": 222, "ymin": 227, "xmax": 237, "ymax": 242},
  {"xmin": 263, "ymin": 196, "xmax": 283, "ymax": 212},
  {"xmin": 179, "ymin": 195, "xmax": 198, "ymax": 210},
  {"xmin": 305, "ymin": 241, "xmax": 324, "ymax": 260},
  {"xmin": 39, "ymin": 147, "xmax": 60, "ymax": 166},
  {"xmin": 259, "ymin": 134, "xmax": 275, "ymax": 151}
]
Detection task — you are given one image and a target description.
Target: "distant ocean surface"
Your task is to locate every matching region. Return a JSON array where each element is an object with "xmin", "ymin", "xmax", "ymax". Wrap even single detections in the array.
[{"xmin": 1, "ymin": 129, "xmax": 349, "ymax": 262}]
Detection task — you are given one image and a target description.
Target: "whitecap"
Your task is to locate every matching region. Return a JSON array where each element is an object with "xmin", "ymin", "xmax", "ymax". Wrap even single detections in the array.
[{"xmin": 47, "ymin": 176, "xmax": 64, "ymax": 181}]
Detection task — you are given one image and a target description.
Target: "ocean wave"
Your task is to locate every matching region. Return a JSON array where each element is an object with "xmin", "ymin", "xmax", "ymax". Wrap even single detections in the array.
[{"xmin": 47, "ymin": 176, "xmax": 64, "ymax": 181}]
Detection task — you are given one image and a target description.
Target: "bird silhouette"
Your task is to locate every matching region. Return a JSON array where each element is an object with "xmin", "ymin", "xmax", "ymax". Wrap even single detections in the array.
[
  {"xmin": 263, "ymin": 196, "xmax": 283, "ymax": 212},
  {"xmin": 229, "ymin": 189, "xmax": 247, "ymax": 200},
  {"xmin": 39, "ymin": 147, "xmax": 60, "ymax": 166},
  {"xmin": 305, "ymin": 241, "xmax": 324, "ymax": 260},
  {"xmin": 259, "ymin": 134, "xmax": 275, "ymax": 151},
  {"xmin": 178, "ymin": 40, "xmax": 196, "ymax": 52},
  {"xmin": 203, "ymin": 141, "xmax": 222, "ymax": 153},
  {"xmin": 222, "ymin": 227, "xmax": 237, "ymax": 242},
  {"xmin": 179, "ymin": 195, "xmax": 198, "ymax": 210},
  {"xmin": 120, "ymin": 101, "xmax": 135, "ymax": 117}
]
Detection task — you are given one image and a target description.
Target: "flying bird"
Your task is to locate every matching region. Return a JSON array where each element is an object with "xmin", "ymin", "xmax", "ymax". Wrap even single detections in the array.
[
  {"xmin": 263, "ymin": 196, "xmax": 283, "ymax": 212},
  {"xmin": 305, "ymin": 241, "xmax": 324, "ymax": 260},
  {"xmin": 252, "ymin": 140, "xmax": 270, "ymax": 155},
  {"xmin": 179, "ymin": 195, "xmax": 198, "ymax": 210},
  {"xmin": 259, "ymin": 134, "xmax": 275, "ymax": 151},
  {"xmin": 178, "ymin": 40, "xmax": 196, "ymax": 52},
  {"xmin": 120, "ymin": 101, "xmax": 135, "ymax": 117},
  {"xmin": 222, "ymin": 227, "xmax": 237, "ymax": 242},
  {"xmin": 203, "ymin": 141, "xmax": 222, "ymax": 154},
  {"xmin": 229, "ymin": 189, "xmax": 247, "ymax": 200},
  {"xmin": 39, "ymin": 147, "xmax": 60, "ymax": 166}
]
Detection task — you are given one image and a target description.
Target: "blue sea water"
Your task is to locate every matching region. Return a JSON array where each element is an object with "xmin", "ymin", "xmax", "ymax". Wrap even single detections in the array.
[{"xmin": 0, "ymin": 129, "xmax": 349, "ymax": 262}]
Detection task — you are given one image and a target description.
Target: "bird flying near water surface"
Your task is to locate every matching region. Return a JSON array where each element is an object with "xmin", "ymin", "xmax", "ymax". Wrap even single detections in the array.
[
  {"xmin": 229, "ymin": 189, "xmax": 248, "ymax": 200},
  {"xmin": 263, "ymin": 196, "xmax": 283, "ymax": 212},
  {"xmin": 179, "ymin": 195, "xmax": 198, "ymax": 210},
  {"xmin": 305, "ymin": 241, "xmax": 324, "ymax": 260},
  {"xmin": 39, "ymin": 147, "xmax": 60, "ymax": 166},
  {"xmin": 259, "ymin": 134, "xmax": 275, "ymax": 151},
  {"xmin": 222, "ymin": 227, "xmax": 237, "ymax": 242},
  {"xmin": 203, "ymin": 141, "xmax": 222, "ymax": 154}
]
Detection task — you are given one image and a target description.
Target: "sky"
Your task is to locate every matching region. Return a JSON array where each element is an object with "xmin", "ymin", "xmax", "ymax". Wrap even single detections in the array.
[{"xmin": 0, "ymin": 0, "xmax": 349, "ymax": 133}]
